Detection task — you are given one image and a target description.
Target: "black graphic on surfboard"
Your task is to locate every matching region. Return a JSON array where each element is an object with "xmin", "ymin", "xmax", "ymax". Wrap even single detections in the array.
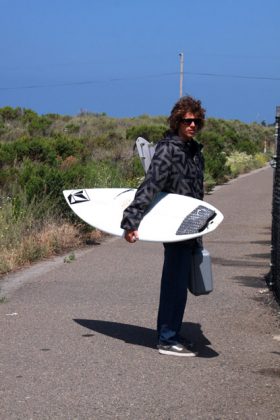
[{"xmin": 67, "ymin": 190, "xmax": 90, "ymax": 205}]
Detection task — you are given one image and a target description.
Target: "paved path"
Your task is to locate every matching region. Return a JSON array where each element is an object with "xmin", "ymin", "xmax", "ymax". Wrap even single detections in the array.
[{"xmin": 1, "ymin": 166, "xmax": 280, "ymax": 420}]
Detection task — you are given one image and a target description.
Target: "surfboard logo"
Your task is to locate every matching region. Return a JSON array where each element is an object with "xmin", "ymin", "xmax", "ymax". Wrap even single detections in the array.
[{"xmin": 68, "ymin": 190, "xmax": 90, "ymax": 204}]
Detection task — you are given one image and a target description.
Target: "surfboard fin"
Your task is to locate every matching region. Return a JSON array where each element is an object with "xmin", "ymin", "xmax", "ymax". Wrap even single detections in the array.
[{"xmin": 136, "ymin": 137, "xmax": 156, "ymax": 173}]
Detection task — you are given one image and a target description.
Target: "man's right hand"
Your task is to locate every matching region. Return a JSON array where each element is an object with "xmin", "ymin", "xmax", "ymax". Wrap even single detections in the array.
[{"xmin": 124, "ymin": 230, "xmax": 139, "ymax": 243}]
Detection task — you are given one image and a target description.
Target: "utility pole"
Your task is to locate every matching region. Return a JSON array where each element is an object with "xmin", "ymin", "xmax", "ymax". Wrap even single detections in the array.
[{"xmin": 179, "ymin": 52, "xmax": 184, "ymax": 98}]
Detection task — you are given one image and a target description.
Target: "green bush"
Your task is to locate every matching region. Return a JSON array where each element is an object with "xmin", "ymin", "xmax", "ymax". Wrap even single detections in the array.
[
  {"xmin": 198, "ymin": 131, "xmax": 228, "ymax": 183},
  {"xmin": 0, "ymin": 143, "xmax": 16, "ymax": 168},
  {"xmin": 253, "ymin": 153, "xmax": 268, "ymax": 167},
  {"xmin": 92, "ymin": 131, "xmax": 125, "ymax": 150},
  {"xmin": 0, "ymin": 137, "xmax": 57, "ymax": 166},
  {"xmin": 0, "ymin": 135, "xmax": 89, "ymax": 168},
  {"xmin": 236, "ymin": 138, "xmax": 258, "ymax": 155},
  {"xmin": 0, "ymin": 106, "xmax": 22, "ymax": 121},
  {"xmin": 204, "ymin": 172, "xmax": 216, "ymax": 192},
  {"xmin": 0, "ymin": 109, "xmax": 274, "ymax": 225},
  {"xmin": 64, "ymin": 123, "xmax": 80, "ymax": 134},
  {"xmin": 126, "ymin": 124, "xmax": 167, "ymax": 143},
  {"xmin": 61, "ymin": 162, "xmax": 89, "ymax": 188},
  {"xmin": 21, "ymin": 109, "xmax": 39, "ymax": 124},
  {"xmin": 226, "ymin": 152, "xmax": 255, "ymax": 177},
  {"xmin": 0, "ymin": 107, "xmax": 275, "ymax": 275},
  {"xmin": 52, "ymin": 135, "xmax": 84, "ymax": 160},
  {"xmin": 0, "ymin": 167, "xmax": 18, "ymax": 188},
  {"xmin": 28, "ymin": 116, "xmax": 52, "ymax": 136},
  {"xmin": 204, "ymin": 118, "xmax": 273, "ymax": 156}
]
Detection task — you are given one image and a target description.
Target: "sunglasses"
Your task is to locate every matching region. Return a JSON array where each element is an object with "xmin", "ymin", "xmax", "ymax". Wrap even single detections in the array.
[{"xmin": 181, "ymin": 118, "xmax": 203, "ymax": 127}]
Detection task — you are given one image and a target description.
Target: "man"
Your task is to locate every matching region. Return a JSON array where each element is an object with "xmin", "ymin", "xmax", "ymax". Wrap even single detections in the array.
[{"xmin": 121, "ymin": 96, "xmax": 206, "ymax": 356}]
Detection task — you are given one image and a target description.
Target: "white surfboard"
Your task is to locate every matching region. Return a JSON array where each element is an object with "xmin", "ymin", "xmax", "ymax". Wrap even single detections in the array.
[{"xmin": 63, "ymin": 188, "xmax": 223, "ymax": 243}]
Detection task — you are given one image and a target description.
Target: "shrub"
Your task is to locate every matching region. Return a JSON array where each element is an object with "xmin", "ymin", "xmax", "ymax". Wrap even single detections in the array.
[
  {"xmin": 28, "ymin": 116, "xmax": 52, "ymax": 136},
  {"xmin": 236, "ymin": 138, "xmax": 258, "ymax": 155},
  {"xmin": 64, "ymin": 123, "xmax": 80, "ymax": 134},
  {"xmin": 52, "ymin": 135, "xmax": 84, "ymax": 160},
  {"xmin": 226, "ymin": 152, "xmax": 255, "ymax": 177},
  {"xmin": 0, "ymin": 137, "xmax": 60, "ymax": 166},
  {"xmin": 92, "ymin": 131, "xmax": 125, "ymax": 150},
  {"xmin": 0, "ymin": 189, "xmax": 82, "ymax": 274},
  {"xmin": 126, "ymin": 124, "xmax": 167, "ymax": 143},
  {"xmin": 23, "ymin": 138, "xmax": 57, "ymax": 164},
  {"xmin": 253, "ymin": 153, "xmax": 268, "ymax": 167},
  {"xmin": 16, "ymin": 160, "xmax": 61, "ymax": 203},
  {"xmin": 21, "ymin": 109, "xmax": 39, "ymax": 124},
  {"xmin": 0, "ymin": 106, "xmax": 22, "ymax": 121},
  {"xmin": 204, "ymin": 172, "xmax": 216, "ymax": 193},
  {"xmin": 204, "ymin": 152, "xmax": 228, "ymax": 183},
  {"xmin": 198, "ymin": 131, "xmax": 228, "ymax": 182},
  {"xmin": 19, "ymin": 109, "xmax": 52, "ymax": 136},
  {"xmin": 0, "ymin": 109, "xmax": 274, "ymax": 275}
]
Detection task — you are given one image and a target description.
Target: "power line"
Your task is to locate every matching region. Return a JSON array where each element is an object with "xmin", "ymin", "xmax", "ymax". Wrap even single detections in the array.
[
  {"xmin": 186, "ymin": 71, "xmax": 280, "ymax": 81},
  {"xmin": 0, "ymin": 71, "xmax": 280, "ymax": 91},
  {"xmin": 0, "ymin": 73, "xmax": 178, "ymax": 91}
]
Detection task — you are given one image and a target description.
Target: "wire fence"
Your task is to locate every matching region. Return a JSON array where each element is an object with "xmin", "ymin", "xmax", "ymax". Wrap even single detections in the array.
[{"xmin": 268, "ymin": 107, "xmax": 280, "ymax": 304}]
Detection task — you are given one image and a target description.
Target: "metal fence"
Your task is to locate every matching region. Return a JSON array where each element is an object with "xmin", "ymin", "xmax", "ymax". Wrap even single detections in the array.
[{"xmin": 268, "ymin": 106, "xmax": 280, "ymax": 303}]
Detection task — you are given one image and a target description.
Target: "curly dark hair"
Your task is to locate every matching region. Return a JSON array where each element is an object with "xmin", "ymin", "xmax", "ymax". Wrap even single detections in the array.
[{"xmin": 168, "ymin": 95, "xmax": 206, "ymax": 134}]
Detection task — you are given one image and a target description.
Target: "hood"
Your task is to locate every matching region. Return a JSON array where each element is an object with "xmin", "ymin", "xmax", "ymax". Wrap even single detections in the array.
[{"xmin": 160, "ymin": 132, "xmax": 203, "ymax": 153}]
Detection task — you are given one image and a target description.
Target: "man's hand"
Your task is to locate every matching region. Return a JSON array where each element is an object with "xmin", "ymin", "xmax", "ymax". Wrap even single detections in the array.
[{"xmin": 124, "ymin": 230, "xmax": 139, "ymax": 243}]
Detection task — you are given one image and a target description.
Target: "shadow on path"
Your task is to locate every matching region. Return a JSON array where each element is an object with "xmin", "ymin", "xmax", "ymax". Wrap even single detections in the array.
[
  {"xmin": 212, "ymin": 257, "xmax": 267, "ymax": 268},
  {"xmin": 74, "ymin": 319, "xmax": 219, "ymax": 358},
  {"xmin": 233, "ymin": 275, "xmax": 267, "ymax": 289}
]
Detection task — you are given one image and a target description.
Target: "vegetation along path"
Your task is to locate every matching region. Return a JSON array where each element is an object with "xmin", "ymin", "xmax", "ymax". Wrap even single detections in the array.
[
  {"xmin": 0, "ymin": 165, "xmax": 279, "ymax": 419},
  {"xmin": 0, "ymin": 107, "xmax": 274, "ymax": 274}
]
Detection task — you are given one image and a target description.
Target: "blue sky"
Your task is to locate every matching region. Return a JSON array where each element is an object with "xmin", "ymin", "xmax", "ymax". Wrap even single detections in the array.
[{"xmin": 0, "ymin": 0, "xmax": 279, "ymax": 123}]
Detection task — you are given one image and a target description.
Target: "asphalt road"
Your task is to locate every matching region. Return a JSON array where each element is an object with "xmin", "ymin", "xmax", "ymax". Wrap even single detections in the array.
[{"xmin": 1, "ymin": 166, "xmax": 280, "ymax": 420}]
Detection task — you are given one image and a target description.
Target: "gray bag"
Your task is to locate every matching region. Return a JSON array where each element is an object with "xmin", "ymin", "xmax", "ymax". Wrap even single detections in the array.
[{"xmin": 189, "ymin": 247, "xmax": 213, "ymax": 296}]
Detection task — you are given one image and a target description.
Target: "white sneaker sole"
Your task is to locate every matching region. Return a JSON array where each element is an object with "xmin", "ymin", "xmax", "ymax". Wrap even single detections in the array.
[{"xmin": 158, "ymin": 348, "xmax": 197, "ymax": 357}]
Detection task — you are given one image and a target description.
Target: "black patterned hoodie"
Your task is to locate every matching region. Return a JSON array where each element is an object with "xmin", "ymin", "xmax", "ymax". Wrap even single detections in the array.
[{"xmin": 121, "ymin": 133, "xmax": 204, "ymax": 231}]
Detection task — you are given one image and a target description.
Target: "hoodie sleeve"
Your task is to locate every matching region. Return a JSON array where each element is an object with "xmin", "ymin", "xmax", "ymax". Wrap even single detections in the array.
[{"xmin": 120, "ymin": 140, "xmax": 172, "ymax": 231}]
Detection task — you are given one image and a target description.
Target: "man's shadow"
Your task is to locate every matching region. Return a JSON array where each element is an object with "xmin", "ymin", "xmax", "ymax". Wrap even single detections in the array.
[{"xmin": 73, "ymin": 319, "xmax": 219, "ymax": 358}]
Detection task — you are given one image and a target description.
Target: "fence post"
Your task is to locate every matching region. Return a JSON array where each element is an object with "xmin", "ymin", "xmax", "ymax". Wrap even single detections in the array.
[{"xmin": 270, "ymin": 106, "xmax": 280, "ymax": 302}]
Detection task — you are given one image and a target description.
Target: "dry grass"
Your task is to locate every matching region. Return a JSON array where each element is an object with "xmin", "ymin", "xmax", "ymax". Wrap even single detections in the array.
[{"xmin": 0, "ymin": 221, "xmax": 104, "ymax": 276}]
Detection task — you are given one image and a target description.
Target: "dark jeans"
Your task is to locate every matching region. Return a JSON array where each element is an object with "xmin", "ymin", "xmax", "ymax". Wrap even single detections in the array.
[{"xmin": 157, "ymin": 241, "xmax": 194, "ymax": 345}]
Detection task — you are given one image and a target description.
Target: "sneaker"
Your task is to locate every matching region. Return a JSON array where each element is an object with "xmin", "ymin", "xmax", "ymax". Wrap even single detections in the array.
[
  {"xmin": 158, "ymin": 343, "xmax": 197, "ymax": 357},
  {"xmin": 177, "ymin": 335, "xmax": 194, "ymax": 348}
]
